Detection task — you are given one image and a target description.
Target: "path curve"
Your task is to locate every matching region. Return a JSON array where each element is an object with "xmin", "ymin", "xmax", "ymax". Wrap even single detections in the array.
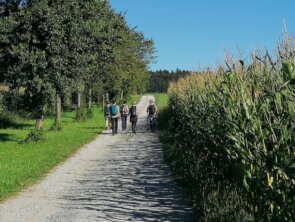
[{"xmin": 0, "ymin": 95, "xmax": 196, "ymax": 222}]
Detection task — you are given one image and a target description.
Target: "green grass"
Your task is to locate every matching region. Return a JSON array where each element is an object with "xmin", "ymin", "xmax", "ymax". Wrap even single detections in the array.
[
  {"xmin": 149, "ymin": 93, "xmax": 169, "ymax": 130},
  {"xmin": 154, "ymin": 93, "xmax": 169, "ymax": 110},
  {"xmin": 146, "ymin": 93, "xmax": 169, "ymax": 110},
  {"xmin": 0, "ymin": 95, "xmax": 141, "ymax": 201},
  {"xmin": 0, "ymin": 105, "xmax": 104, "ymax": 201}
]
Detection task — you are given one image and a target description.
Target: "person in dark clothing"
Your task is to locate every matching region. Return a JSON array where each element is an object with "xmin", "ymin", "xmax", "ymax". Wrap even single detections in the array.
[
  {"xmin": 129, "ymin": 102, "xmax": 138, "ymax": 134},
  {"xmin": 147, "ymin": 99, "xmax": 158, "ymax": 133}
]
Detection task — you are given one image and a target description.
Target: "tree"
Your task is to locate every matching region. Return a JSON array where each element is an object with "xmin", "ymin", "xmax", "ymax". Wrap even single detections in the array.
[{"xmin": 0, "ymin": 0, "xmax": 155, "ymax": 129}]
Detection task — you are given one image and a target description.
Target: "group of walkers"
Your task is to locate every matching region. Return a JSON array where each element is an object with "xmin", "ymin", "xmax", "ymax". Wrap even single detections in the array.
[{"xmin": 104, "ymin": 99, "xmax": 158, "ymax": 135}]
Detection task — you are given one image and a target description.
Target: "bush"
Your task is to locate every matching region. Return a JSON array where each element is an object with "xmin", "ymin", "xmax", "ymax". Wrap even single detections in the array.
[
  {"xmin": 76, "ymin": 106, "xmax": 88, "ymax": 121},
  {"xmin": 157, "ymin": 106, "xmax": 170, "ymax": 130},
  {"xmin": 19, "ymin": 129, "xmax": 45, "ymax": 143},
  {"xmin": 75, "ymin": 103, "xmax": 93, "ymax": 121}
]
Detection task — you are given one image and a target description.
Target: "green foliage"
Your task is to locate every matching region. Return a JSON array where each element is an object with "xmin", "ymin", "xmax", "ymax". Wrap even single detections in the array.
[
  {"xmin": 0, "ymin": 91, "xmax": 4, "ymax": 112},
  {"xmin": 75, "ymin": 106, "xmax": 88, "ymax": 121},
  {"xmin": 164, "ymin": 38, "xmax": 295, "ymax": 221},
  {"xmin": 19, "ymin": 129, "xmax": 45, "ymax": 144},
  {"xmin": 153, "ymin": 93, "xmax": 169, "ymax": 130},
  {"xmin": 0, "ymin": 0, "xmax": 155, "ymax": 126},
  {"xmin": 0, "ymin": 113, "xmax": 15, "ymax": 129}
]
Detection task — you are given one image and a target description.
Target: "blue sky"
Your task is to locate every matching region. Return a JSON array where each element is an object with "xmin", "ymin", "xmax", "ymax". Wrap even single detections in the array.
[{"xmin": 109, "ymin": 0, "xmax": 295, "ymax": 71}]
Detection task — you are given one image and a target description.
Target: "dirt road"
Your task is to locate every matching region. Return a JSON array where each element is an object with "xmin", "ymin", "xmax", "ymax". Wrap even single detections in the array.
[{"xmin": 0, "ymin": 95, "xmax": 196, "ymax": 222}]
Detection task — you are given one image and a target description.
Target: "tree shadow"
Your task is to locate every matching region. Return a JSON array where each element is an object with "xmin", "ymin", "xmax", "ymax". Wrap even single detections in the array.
[
  {"xmin": 54, "ymin": 120, "xmax": 198, "ymax": 221},
  {"xmin": 0, "ymin": 133, "xmax": 16, "ymax": 142},
  {"xmin": 0, "ymin": 118, "xmax": 32, "ymax": 130}
]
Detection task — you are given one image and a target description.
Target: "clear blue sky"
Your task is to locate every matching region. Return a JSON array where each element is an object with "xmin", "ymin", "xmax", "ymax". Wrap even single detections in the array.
[{"xmin": 109, "ymin": 0, "xmax": 295, "ymax": 71}]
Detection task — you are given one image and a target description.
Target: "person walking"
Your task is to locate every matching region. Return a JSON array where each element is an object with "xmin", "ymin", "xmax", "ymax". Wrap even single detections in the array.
[
  {"xmin": 120, "ymin": 100, "xmax": 129, "ymax": 131},
  {"xmin": 110, "ymin": 100, "xmax": 120, "ymax": 135},
  {"xmin": 104, "ymin": 101, "xmax": 111, "ymax": 130},
  {"xmin": 147, "ymin": 99, "xmax": 158, "ymax": 133},
  {"xmin": 129, "ymin": 102, "xmax": 138, "ymax": 134}
]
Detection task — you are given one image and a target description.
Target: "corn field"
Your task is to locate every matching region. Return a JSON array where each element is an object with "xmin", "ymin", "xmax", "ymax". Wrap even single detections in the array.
[{"xmin": 165, "ymin": 36, "xmax": 295, "ymax": 221}]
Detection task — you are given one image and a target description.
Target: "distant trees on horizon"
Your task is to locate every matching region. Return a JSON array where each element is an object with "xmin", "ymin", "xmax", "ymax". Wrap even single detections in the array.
[{"xmin": 149, "ymin": 69, "xmax": 191, "ymax": 92}]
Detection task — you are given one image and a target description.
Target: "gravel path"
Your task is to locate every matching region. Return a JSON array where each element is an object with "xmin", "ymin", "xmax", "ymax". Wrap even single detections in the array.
[{"xmin": 0, "ymin": 95, "xmax": 196, "ymax": 222}]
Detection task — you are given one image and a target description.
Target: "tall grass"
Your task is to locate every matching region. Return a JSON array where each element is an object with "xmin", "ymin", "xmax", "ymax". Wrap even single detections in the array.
[{"xmin": 164, "ymin": 37, "xmax": 295, "ymax": 221}]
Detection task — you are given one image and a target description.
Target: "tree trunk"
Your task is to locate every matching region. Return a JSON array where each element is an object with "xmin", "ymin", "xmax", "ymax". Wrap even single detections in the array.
[
  {"xmin": 55, "ymin": 91, "xmax": 61, "ymax": 129},
  {"xmin": 35, "ymin": 118, "xmax": 43, "ymax": 129},
  {"xmin": 77, "ymin": 90, "xmax": 81, "ymax": 110},
  {"xmin": 120, "ymin": 90, "xmax": 124, "ymax": 102},
  {"xmin": 106, "ymin": 92, "xmax": 109, "ymax": 101},
  {"xmin": 35, "ymin": 106, "xmax": 44, "ymax": 129},
  {"xmin": 88, "ymin": 88, "xmax": 92, "ymax": 109},
  {"xmin": 102, "ymin": 93, "xmax": 105, "ymax": 112}
]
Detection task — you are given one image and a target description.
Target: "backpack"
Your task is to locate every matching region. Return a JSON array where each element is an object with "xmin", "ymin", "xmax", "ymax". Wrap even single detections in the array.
[
  {"xmin": 110, "ymin": 104, "xmax": 118, "ymax": 116},
  {"xmin": 120, "ymin": 104, "xmax": 128, "ymax": 115},
  {"xmin": 148, "ymin": 105, "xmax": 156, "ymax": 115},
  {"xmin": 104, "ymin": 105, "xmax": 110, "ymax": 116},
  {"xmin": 130, "ymin": 106, "xmax": 137, "ymax": 117}
]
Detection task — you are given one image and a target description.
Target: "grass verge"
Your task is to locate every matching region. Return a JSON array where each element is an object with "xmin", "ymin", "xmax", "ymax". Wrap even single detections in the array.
[
  {"xmin": 0, "ymin": 95, "xmax": 140, "ymax": 202},
  {"xmin": 153, "ymin": 93, "xmax": 169, "ymax": 110},
  {"xmin": 0, "ymin": 105, "xmax": 105, "ymax": 201},
  {"xmin": 153, "ymin": 93, "xmax": 169, "ymax": 130}
]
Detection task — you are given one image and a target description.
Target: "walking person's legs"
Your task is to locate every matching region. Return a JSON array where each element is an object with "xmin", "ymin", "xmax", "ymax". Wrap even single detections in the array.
[
  {"xmin": 112, "ymin": 118, "xmax": 116, "ymax": 135},
  {"xmin": 124, "ymin": 115, "xmax": 128, "ymax": 130},
  {"xmin": 115, "ymin": 117, "xmax": 118, "ymax": 134},
  {"xmin": 132, "ymin": 121, "xmax": 135, "ymax": 133},
  {"xmin": 132, "ymin": 121, "xmax": 137, "ymax": 134},
  {"xmin": 122, "ymin": 115, "xmax": 126, "ymax": 131}
]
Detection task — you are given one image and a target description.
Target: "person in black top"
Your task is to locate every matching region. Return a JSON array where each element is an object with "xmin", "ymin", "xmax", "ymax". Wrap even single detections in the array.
[
  {"xmin": 129, "ymin": 102, "xmax": 138, "ymax": 134},
  {"xmin": 147, "ymin": 99, "xmax": 158, "ymax": 132}
]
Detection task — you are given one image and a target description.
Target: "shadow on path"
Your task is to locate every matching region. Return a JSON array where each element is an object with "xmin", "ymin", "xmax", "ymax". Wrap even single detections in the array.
[{"xmin": 53, "ymin": 118, "xmax": 197, "ymax": 221}]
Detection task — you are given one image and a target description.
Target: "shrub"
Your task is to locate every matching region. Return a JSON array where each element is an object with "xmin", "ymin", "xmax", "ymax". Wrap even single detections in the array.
[
  {"xmin": 19, "ymin": 129, "xmax": 45, "ymax": 143},
  {"xmin": 76, "ymin": 106, "xmax": 88, "ymax": 121}
]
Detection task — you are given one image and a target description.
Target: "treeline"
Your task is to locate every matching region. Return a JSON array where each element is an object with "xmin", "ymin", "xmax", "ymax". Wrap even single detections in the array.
[
  {"xmin": 149, "ymin": 69, "xmax": 191, "ymax": 92},
  {"xmin": 163, "ymin": 36, "xmax": 295, "ymax": 221},
  {"xmin": 0, "ymin": 0, "xmax": 154, "ymax": 129}
]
